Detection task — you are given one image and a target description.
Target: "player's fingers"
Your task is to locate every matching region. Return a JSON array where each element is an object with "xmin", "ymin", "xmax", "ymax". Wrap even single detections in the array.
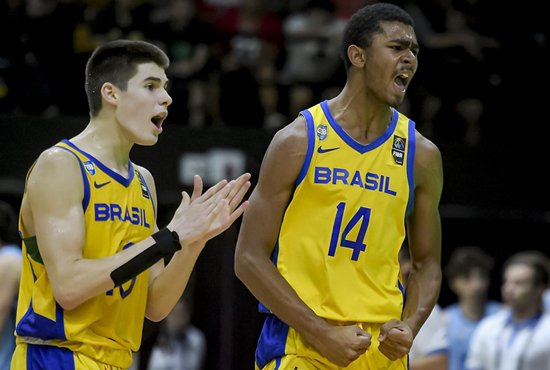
[
  {"xmin": 228, "ymin": 181, "xmax": 251, "ymax": 210},
  {"xmin": 378, "ymin": 319, "xmax": 399, "ymax": 341},
  {"xmin": 378, "ymin": 343, "xmax": 400, "ymax": 361},
  {"xmin": 190, "ymin": 175, "xmax": 204, "ymax": 202},
  {"xmin": 178, "ymin": 191, "xmax": 190, "ymax": 208},
  {"xmin": 227, "ymin": 200, "xmax": 250, "ymax": 224},
  {"xmin": 200, "ymin": 179, "xmax": 229, "ymax": 202},
  {"xmin": 226, "ymin": 174, "xmax": 251, "ymax": 204},
  {"xmin": 205, "ymin": 182, "xmax": 233, "ymax": 212}
]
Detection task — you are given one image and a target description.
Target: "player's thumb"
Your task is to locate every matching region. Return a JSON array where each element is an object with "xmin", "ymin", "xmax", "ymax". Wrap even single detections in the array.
[
  {"xmin": 378, "ymin": 320, "xmax": 397, "ymax": 342},
  {"xmin": 353, "ymin": 325, "xmax": 371, "ymax": 340}
]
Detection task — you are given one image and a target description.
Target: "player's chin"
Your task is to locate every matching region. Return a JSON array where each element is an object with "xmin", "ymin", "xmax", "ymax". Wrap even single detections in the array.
[{"xmin": 135, "ymin": 134, "xmax": 160, "ymax": 146}]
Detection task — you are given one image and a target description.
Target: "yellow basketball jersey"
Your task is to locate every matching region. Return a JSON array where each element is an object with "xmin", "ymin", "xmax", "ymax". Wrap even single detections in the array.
[
  {"xmin": 16, "ymin": 139, "xmax": 156, "ymax": 368},
  {"xmin": 270, "ymin": 101, "xmax": 415, "ymax": 323}
]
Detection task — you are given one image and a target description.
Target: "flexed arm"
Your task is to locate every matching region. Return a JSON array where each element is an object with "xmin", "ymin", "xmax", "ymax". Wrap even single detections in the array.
[
  {"xmin": 235, "ymin": 117, "xmax": 371, "ymax": 367},
  {"xmin": 378, "ymin": 132, "xmax": 443, "ymax": 360}
]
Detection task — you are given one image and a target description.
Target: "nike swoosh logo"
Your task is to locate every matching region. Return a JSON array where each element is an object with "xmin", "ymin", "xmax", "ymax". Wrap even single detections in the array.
[
  {"xmin": 317, "ymin": 146, "xmax": 339, "ymax": 153},
  {"xmin": 94, "ymin": 181, "xmax": 111, "ymax": 189}
]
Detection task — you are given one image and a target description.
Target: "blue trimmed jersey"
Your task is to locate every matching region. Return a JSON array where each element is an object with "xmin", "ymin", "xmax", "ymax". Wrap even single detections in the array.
[
  {"xmin": 15, "ymin": 139, "xmax": 156, "ymax": 369},
  {"xmin": 263, "ymin": 100, "xmax": 416, "ymax": 323}
]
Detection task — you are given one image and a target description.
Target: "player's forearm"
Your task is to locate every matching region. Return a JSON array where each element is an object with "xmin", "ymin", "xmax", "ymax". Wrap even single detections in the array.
[
  {"xmin": 402, "ymin": 258, "xmax": 441, "ymax": 336},
  {"xmin": 145, "ymin": 241, "xmax": 203, "ymax": 321},
  {"xmin": 49, "ymin": 236, "xmax": 159, "ymax": 310}
]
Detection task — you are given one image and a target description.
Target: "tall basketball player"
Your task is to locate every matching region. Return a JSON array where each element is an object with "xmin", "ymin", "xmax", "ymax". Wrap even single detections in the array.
[
  {"xmin": 235, "ymin": 3, "xmax": 443, "ymax": 369},
  {"xmin": 11, "ymin": 40, "xmax": 250, "ymax": 370}
]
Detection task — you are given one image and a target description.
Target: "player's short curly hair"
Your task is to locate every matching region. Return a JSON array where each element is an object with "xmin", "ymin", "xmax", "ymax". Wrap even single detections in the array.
[
  {"xmin": 340, "ymin": 2, "xmax": 414, "ymax": 71},
  {"xmin": 444, "ymin": 246, "xmax": 495, "ymax": 282},
  {"xmin": 85, "ymin": 40, "xmax": 169, "ymax": 117}
]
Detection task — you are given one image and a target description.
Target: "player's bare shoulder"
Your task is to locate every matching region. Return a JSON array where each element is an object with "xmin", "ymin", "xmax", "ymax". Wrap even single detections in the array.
[
  {"xmin": 413, "ymin": 131, "xmax": 443, "ymax": 190},
  {"xmin": 256, "ymin": 114, "xmax": 310, "ymax": 191},
  {"xmin": 268, "ymin": 114, "xmax": 309, "ymax": 161},
  {"xmin": 22, "ymin": 146, "xmax": 85, "ymax": 233}
]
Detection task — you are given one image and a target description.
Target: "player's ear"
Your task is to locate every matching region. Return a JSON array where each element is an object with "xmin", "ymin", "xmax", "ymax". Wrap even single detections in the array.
[
  {"xmin": 101, "ymin": 83, "xmax": 119, "ymax": 107},
  {"xmin": 348, "ymin": 45, "xmax": 366, "ymax": 68}
]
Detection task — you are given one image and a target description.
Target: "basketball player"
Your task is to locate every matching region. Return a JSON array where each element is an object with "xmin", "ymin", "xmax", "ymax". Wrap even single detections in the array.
[
  {"xmin": 235, "ymin": 3, "xmax": 443, "ymax": 369},
  {"xmin": 11, "ymin": 40, "xmax": 251, "ymax": 370}
]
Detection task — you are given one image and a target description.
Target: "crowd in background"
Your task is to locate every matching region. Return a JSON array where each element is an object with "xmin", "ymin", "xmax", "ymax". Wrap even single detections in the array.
[
  {"xmin": 1, "ymin": 0, "xmax": 549, "ymax": 369},
  {"xmin": 2, "ymin": 0, "xmax": 543, "ymax": 147}
]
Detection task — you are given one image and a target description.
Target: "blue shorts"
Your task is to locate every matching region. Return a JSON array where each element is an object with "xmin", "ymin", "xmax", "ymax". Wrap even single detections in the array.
[{"xmin": 11, "ymin": 343, "xmax": 126, "ymax": 370}]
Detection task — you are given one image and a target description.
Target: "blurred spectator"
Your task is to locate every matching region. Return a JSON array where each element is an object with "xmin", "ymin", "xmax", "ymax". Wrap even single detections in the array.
[
  {"xmin": 466, "ymin": 251, "xmax": 550, "ymax": 370},
  {"xmin": 145, "ymin": 291, "xmax": 206, "ymax": 370},
  {"xmin": 444, "ymin": 246, "xmax": 501, "ymax": 370},
  {"xmin": 0, "ymin": 201, "xmax": 22, "ymax": 370},
  {"xmin": 149, "ymin": 0, "xmax": 219, "ymax": 127},
  {"xmin": 0, "ymin": 0, "xmax": 26, "ymax": 113},
  {"xmin": 403, "ymin": 0, "xmax": 500, "ymax": 146},
  {"xmin": 86, "ymin": 0, "xmax": 157, "ymax": 43},
  {"xmin": 277, "ymin": 0, "xmax": 346, "ymax": 120},
  {"xmin": 216, "ymin": 0, "xmax": 283, "ymax": 129},
  {"xmin": 399, "ymin": 245, "xmax": 448, "ymax": 370}
]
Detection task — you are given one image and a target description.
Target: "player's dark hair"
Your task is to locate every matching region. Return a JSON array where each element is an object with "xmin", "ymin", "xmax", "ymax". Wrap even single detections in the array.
[
  {"xmin": 444, "ymin": 246, "xmax": 494, "ymax": 282},
  {"xmin": 340, "ymin": 2, "xmax": 414, "ymax": 71},
  {"xmin": 85, "ymin": 40, "xmax": 169, "ymax": 117},
  {"xmin": 503, "ymin": 251, "xmax": 550, "ymax": 288}
]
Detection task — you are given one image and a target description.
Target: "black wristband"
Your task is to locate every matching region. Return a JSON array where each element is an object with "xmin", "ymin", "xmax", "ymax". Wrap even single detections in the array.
[
  {"xmin": 110, "ymin": 228, "xmax": 182, "ymax": 287},
  {"xmin": 152, "ymin": 228, "xmax": 181, "ymax": 253}
]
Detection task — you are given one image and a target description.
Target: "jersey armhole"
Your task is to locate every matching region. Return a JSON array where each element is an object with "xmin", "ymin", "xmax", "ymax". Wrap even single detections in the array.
[
  {"xmin": 295, "ymin": 110, "xmax": 316, "ymax": 187},
  {"xmin": 53, "ymin": 146, "xmax": 91, "ymax": 213},
  {"xmin": 134, "ymin": 167, "xmax": 157, "ymax": 222},
  {"xmin": 405, "ymin": 119, "xmax": 417, "ymax": 217}
]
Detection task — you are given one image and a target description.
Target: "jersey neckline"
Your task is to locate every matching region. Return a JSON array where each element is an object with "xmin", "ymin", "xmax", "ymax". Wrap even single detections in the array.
[
  {"xmin": 320, "ymin": 100, "xmax": 399, "ymax": 154},
  {"xmin": 61, "ymin": 139, "xmax": 135, "ymax": 188}
]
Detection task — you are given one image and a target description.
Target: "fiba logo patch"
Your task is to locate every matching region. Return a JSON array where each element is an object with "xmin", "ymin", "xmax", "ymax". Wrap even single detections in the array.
[
  {"xmin": 84, "ymin": 161, "xmax": 96, "ymax": 176},
  {"xmin": 392, "ymin": 135, "xmax": 406, "ymax": 165},
  {"xmin": 316, "ymin": 124, "xmax": 328, "ymax": 141}
]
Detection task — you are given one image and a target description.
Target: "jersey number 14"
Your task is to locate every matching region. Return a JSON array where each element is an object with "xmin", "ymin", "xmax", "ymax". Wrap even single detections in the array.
[{"xmin": 328, "ymin": 202, "xmax": 371, "ymax": 261}]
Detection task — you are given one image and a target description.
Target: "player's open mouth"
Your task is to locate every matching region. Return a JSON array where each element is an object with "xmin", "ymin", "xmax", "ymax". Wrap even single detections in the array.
[
  {"xmin": 394, "ymin": 72, "xmax": 410, "ymax": 93},
  {"xmin": 151, "ymin": 112, "xmax": 167, "ymax": 128}
]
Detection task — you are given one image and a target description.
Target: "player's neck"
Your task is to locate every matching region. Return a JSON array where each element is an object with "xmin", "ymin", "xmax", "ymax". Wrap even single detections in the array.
[
  {"xmin": 328, "ymin": 88, "xmax": 393, "ymax": 145},
  {"xmin": 71, "ymin": 116, "xmax": 133, "ymax": 177}
]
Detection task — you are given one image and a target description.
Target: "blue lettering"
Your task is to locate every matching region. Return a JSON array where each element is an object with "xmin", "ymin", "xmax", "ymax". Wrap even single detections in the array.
[
  {"xmin": 111, "ymin": 204, "xmax": 122, "ymax": 221},
  {"xmin": 350, "ymin": 171, "xmax": 363, "ymax": 188},
  {"xmin": 94, "ymin": 203, "xmax": 150, "ymax": 226},
  {"xmin": 315, "ymin": 167, "xmax": 331, "ymax": 184},
  {"xmin": 384, "ymin": 176, "xmax": 397, "ymax": 196},
  {"xmin": 131, "ymin": 207, "xmax": 140, "ymax": 225},
  {"xmin": 365, "ymin": 173, "xmax": 379, "ymax": 191},
  {"xmin": 312, "ymin": 167, "xmax": 398, "ymax": 196},
  {"xmin": 95, "ymin": 203, "xmax": 110, "ymax": 221},
  {"xmin": 333, "ymin": 168, "xmax": 349, "ymax": 185}
]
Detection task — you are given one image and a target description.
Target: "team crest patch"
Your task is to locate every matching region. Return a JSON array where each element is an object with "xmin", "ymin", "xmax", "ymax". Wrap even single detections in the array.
[
  {"xmin": 392, "ymin": 135, "xmax": 406, "ymax": 165},
  {"xmin": 316, "ymin": 124, "xmax": 328, "ymax": 141},
  {"xmin": 84, "ymin": 161, "xmax": 96, "ymax": 176}
]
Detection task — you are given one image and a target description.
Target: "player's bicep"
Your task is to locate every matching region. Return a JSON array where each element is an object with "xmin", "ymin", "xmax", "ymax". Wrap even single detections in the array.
[
  {"xmin": 237, "ymin": 118, "xmax": 308, "ymax": 256},
  {"xmin": 26, "ymin": 149, "xmax": 86, "ymax": 292},
  {"xmin": 407, "ymin": 135, "xmax": 443, "ymax": 264}
]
